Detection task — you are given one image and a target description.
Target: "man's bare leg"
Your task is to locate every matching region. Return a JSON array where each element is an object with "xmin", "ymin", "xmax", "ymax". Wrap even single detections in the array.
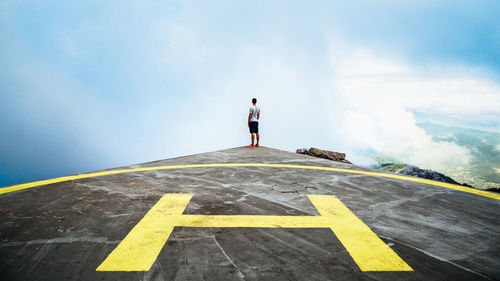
[
  {"xmin": 251, "ymin": 133, "xmax": 255, "ymax": 146},
  {"xmin": 256, "ymin": 133, "xmax": 260, "ymax": 146}
]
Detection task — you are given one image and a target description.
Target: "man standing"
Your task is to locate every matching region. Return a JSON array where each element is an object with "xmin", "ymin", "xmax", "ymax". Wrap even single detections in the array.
[{"xmin": 248, "ymin": 98, "xmax": 260, "ymax": 148}]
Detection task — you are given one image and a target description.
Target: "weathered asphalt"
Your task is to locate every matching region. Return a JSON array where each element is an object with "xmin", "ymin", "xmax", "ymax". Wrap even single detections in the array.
[{"xmin": 1, "ymin": 147, "xmax": 499, "ymax": 280}]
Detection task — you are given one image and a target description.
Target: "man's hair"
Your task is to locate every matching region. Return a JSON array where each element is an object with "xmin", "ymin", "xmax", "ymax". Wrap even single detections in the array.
[{"xmin": 252, "ymin": 98, "xmax": 257, "ymax": 104}]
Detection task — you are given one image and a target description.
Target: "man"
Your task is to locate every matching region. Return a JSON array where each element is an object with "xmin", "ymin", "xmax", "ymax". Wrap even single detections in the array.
[{"xmin": 248, "ymin": 98, "xmax": 260, "ymax": 148}]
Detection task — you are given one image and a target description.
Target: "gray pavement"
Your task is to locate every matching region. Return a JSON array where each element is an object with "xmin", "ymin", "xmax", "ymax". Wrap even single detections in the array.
[{"xmin": 1, "ymin": 146, "xmax": 499, "ymax": 280}]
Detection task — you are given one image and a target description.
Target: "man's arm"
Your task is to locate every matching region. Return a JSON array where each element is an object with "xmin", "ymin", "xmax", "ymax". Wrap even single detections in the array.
[
  {"xmin": 248, "ymin": 113, "xmax": 252, "ymax": 126},
  {"xmin": 257, "ymin": 113, "xmax": 260, "ymax": 120}
]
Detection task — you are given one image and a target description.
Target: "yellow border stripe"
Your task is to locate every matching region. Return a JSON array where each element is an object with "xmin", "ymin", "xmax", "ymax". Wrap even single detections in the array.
[{"xmin": 1, "ymin": 163, "xmax": 498, "ymax": 200}]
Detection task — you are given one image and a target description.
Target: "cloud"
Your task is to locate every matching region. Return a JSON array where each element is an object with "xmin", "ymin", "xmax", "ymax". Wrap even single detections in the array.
[
  {"xmin": 326, "ymin": 46, "xmax": 487, "ymax": 169},
  {"xmin": 331, "ymin": 47, "xmax": 500, "ymax": 116},
  {"xmin": 494, "ymin": 143, "xmax": 500, "ymax": 152}
]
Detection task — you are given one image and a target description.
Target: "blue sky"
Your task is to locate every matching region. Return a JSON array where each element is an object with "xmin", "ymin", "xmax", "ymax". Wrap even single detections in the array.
[{"xmin": 1, "ymin": 1, "xmax": 500, "ymax": 187}]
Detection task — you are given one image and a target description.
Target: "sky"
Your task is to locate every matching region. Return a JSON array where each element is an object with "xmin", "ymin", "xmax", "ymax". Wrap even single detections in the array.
[{"xmin": 1, "ymin": 0, "xmax": 500, "ymax": 187}]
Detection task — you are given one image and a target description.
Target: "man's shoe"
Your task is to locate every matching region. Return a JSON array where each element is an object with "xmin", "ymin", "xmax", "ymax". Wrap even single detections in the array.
[
  {"xmin": 248, "ymin": 145, "xmax": 254, "ymax": 148},
  {"xmin": 255, "ymin": 144, "xmax": 260, "ymax": 147}
]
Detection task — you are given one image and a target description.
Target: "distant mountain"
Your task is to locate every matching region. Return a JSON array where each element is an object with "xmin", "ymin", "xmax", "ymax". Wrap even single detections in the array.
[
  {"xmin": 373, "ymin": 123, "xmax": 500, "ymax": 190},
  {"xmin": 378, "ymin": 161, "xmax": 472, "ymax": 187}
]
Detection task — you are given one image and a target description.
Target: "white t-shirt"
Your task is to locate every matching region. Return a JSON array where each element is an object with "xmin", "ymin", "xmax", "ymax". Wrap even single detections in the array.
[{"xmin": 249, "ymin": 106, "xmax": 260, "ymax": 122}]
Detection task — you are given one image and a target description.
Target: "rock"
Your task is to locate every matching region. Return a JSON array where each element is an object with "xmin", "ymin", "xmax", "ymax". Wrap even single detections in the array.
[
  {"xmin": 308, "ymin": 147, "xmax": 346, "ymax": 161},
  {"xmin": 296, "ymin": 147, "xmax": 352, "ymax": 164}
]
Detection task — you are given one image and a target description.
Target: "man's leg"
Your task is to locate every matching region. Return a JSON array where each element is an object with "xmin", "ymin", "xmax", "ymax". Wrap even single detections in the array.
[
  {"xmin": 251, "ymin": 133, "xmax": 255, "ymax": 145},
  {"xmin": 256, "ymin": 133, "xmax": 260, "ymax": 145}
]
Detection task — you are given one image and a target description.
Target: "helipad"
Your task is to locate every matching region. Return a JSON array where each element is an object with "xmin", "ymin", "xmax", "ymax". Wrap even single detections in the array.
[{"xmin": 0, "ymin": 147, "xmax": 498, "ymax": 280}]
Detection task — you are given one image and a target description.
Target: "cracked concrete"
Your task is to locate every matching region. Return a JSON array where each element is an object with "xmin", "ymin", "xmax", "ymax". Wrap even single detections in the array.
[{"xmin": 0, "ymin": 146, "xmax": 499, "ymax": 280}]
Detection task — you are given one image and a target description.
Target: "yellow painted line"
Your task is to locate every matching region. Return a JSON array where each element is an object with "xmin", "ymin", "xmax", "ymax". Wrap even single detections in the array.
[
  {"xmin": 309, "ymin": 195, "xmax": 412, "ymax": 271},
  {"xmin": 164, "ymin": 215, "xmax": 333, "ymax": 228},
  {"xmin": 1, "ymin": 163, "xmax": 498, "ymax": 200},
  {"xmin": 96, "ymin": 193, "xmax": 192, "ymax": 271},
  {"xmin": 97, "ymin": 194, "xmax": 412, "ymax": 272}
]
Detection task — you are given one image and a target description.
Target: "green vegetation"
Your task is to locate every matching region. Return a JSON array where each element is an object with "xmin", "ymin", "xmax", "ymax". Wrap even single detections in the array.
[{"xmin": 381, "ymin": 163, "xmax": 410, "ymax": 173}]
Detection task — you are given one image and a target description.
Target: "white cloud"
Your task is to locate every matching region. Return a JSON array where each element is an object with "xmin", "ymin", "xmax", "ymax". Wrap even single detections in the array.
[
  {"xmin": 494, "ymin": 143, "xmax": 500, "ymax": 152},
  {"xmin": 331, "ymin": 47, "xmax": 500, "ymax": 116},
  {"xmin": 322, "ymin": 46, "xmax": 500, "ymax": 169}
]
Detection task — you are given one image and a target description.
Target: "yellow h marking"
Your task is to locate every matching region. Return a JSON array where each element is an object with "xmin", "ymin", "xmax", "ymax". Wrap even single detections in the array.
[{"xmin": 97, "ymin": 194, "xmax": 412, "ymax": 272}]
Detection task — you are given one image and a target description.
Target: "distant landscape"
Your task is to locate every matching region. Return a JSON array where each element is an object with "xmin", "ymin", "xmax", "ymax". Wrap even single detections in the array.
[{"xmin": 372, "ymin": 123, "xmax": 500, "ymax": 190}]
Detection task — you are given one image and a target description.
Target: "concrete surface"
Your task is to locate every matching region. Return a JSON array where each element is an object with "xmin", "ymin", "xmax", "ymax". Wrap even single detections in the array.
[{"xmin": 0, "ymin": 146, "xmax": 499, "ymax": 280}]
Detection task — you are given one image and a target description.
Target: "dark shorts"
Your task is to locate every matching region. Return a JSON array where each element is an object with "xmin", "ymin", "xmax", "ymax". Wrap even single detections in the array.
[{"xmin": 249, "ymin": 121, "xmax": 259, "ymax": 134}]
